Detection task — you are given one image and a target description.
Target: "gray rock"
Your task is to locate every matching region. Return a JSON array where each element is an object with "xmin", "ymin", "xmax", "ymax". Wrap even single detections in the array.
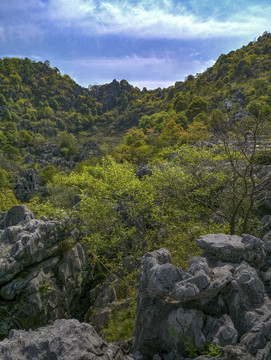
[
  {"xmin": 204, "ymin": 315, "xmax": 238, "ymax": 346},
  {"xmin": 133, "ymin": 238, "xmax": 271, "ymax": 358},
  {"xmin": 0, "ymin": 319, "xmax": 123, "ymax": 360},
  {"xmin": 0, "ymin": 205, "xmax": 35, "ymax": 229},
  {"xmin": 84, "ymin": 273, "xmax": 119, "ymax": 330},
  {"xmin": 0, "ymin": 206, "xmax": 85, "ymax": 339},
  {"xmin": 228, "ymin": 110, "xmax": 248, "ymax": 124},
  {"xmin": 167, "ymin": 307, "xmax": 206, "ymax": 351},
  {"xmin": 13, "ymin": 169, "xmax": 49, "ymax": 202},
  {"xmin": 222, "ymin": 99, "xmax": 234, "ymax": 111},
  {"xmin": 0, "ymin": 213, "xmax": 71, "ymax": 284},
  {"xmin": 256, "ymin": 340, "xmax": 271, "ymax": 360},
  {"xmin": 222, "ymin": 345, "xmax": 255, "ymax": 360},
  {"xmin": 140, "ymin": 263, "xmax": 183, "ymax": 298},
  {"xmin": 196, "ymin": 233, "xmax": 266, "ymax": 268}
]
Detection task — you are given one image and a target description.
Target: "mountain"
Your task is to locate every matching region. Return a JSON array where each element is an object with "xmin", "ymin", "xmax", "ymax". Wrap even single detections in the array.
[{"xmin": 0, "ymin": 32, "xmax": 271, "ymax": 181}]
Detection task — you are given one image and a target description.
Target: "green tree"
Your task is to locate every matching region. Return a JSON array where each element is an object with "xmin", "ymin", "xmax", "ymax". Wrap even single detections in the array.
[
  {"xmin": 19, "ymin": 130, "xmax": 33, "ymax": 147},
  {"xmin": 187, "ymin": 98, "xmax": 208, "ymax": 120}
]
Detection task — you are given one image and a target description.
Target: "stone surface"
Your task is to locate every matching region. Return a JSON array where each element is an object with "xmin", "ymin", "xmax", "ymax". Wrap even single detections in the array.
[
  {"xmin": 0, "ymin": 205, "xmax": 85, "ymax": 339},
  {"xmin": 13, "ymin": 168, "xmax": 49, "ymax": 202},
  {"xmin": 3, "ymin": 212, "xmax": 271, "ymax": 359},
  {"xmin": 0, "ymin": 319, "xmax": 123, "ymax": 360},
  {"xmin": 134, "ymin": 233, "xmax": 271, "ymax": 359},
  {"xmin": 196, "ymin": 233, "xmax": 266, "ymax": 268},
  {"xmin": 204, "ymin": 315, "xmax": 238, "ymax": 346}
]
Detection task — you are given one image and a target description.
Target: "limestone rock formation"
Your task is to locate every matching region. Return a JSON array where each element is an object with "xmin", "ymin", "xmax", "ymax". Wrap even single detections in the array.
[
  {"xmin": 134, "ymin": 234, "xmax": 271, "ymax": 359},
  {"xmin": 0, "ymin": 205, "xmax": 85, "ymax": 339},
  {"xmin": 0, "ymin": 319, "xmax": 123, "ymax": 360},
  {"xmin": 13, "ymin": 168, "xmax": 49, "ymax": 202}
]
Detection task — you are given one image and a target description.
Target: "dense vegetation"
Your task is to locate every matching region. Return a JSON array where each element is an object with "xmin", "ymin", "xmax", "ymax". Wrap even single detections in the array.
[{"xmin": 1, "ymin": 31, "xmax": 271, "ymax": 340}]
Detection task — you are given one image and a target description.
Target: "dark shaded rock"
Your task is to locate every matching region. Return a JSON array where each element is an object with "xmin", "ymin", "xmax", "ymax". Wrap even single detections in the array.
[
  {"xmin": 204, "ymin": 315, "xmax": 238, "ymax": 346},
  {"xmin": 27, "ymin": 143, "xmax": 76, "ymax": 169},
  {"xmin": 77, "ymin": 141, "xmax": 101, "ymax": 162},
  {"xmin": 13, "ymin": 168, "xmax": 49, "ymax": 202},
  {"xmin": 0, "ymin": 319, "xmax": 123, "ymax": 360},
  {"xmin": 117, "ymin": 338, "xmax": 135, "ymax": 355},
  {"xmin": 0, "ymin": 205, "xmax": 35, "ymax": 229},
  {"xmin": 0, "ymin": 206, "xmax": 85, "ymax": 339},
  {"xmin": 133, "ymin": 233, "xmax": 271, "ymax": 359},
  {"xmin": 136, "ymin": 164, "xmax": 153, "ymax": 179}
]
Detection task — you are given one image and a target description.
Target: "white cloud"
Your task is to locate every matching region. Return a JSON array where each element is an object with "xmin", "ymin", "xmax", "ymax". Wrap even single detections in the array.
[
  {"xmin": 196, "ymin": 59, "xmax": 216, "ymax": 73},
  {"xmin": 48, "ymin": 0, "xmax": 271, "ymax": 40}
]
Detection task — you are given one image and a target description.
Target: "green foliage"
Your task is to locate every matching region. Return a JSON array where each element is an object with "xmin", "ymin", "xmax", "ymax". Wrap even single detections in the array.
[
  {"xmin": 0, "ymin": 189, "xmax": 18, "ymax": 212},
  {"xmin": 169, "ymin": 329, "xmax": 223, "ymax": 358},
  {"xmin": 0, "ymin": 169, "xmax": 11, "ymax": 188},
  {"xmin": 210, "ymin": 109, "xmax": 224, "ymax": 130},
  {"xmin": 102, "ymin": 298, "xmax": 136, "ymax": 342},
  {"xmin": 252, "ymin": 78, "xmax": 270, "ymax": 96},
  {"xmin": 174, "ymin": 94, "xmax": 188, "ymax": 113},
  {"xmin": 202, "ymin": 343, "xmax": 223, "ymax": 357},
  {"xmin": 2, "ymin": 144, "xmax": 21, "ymax": 160},
  {"xmin": 187, "ymin": 98, "xmax": 208, "ymax": 119},
  {"xmin": 38, "ymin": 284, "xmax": 51, "ymax": 293},
  {"xmin": 39, "ymin": 165, "xmax": 58, "ymax": 184},
  {"xmin": 19, "ymin": 130, "xmax": 33, "ymax": 146}
]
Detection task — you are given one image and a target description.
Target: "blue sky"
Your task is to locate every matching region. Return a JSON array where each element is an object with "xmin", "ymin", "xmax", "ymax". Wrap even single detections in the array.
[{"xmin": 0, "ymin": 0, "xmax": 270, "ymax": 89}]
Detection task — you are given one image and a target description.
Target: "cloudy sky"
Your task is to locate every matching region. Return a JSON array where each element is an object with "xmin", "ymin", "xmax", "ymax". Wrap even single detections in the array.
[{"xmin": 0, "ymin": 0, "xmax": 270, "ymax": 89}]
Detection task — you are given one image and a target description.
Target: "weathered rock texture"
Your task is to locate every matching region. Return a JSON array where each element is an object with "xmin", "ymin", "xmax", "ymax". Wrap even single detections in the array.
[
  {"xmin": 0, "ymin": 319, "xmax": 123, "ymax": 360},
  {"xmin": 13, "ymin": 168, "xmax": 49, "ymax": 202},
  {"xmin": 24, "ymin": 141, "xmax": 101, "ymax": 170},
  {"xmin": 3, "ymin": 218, "xmax": 271, "ymax": 359},
  {"xmin": 0, "ymin": 205, "xmax": 85, "ymax": 339},
  {"xmin": 134, "ymin": 233, "xmax": 271, "ymax": 359}
]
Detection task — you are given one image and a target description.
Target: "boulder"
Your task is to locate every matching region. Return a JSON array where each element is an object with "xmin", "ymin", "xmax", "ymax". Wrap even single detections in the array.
[
  {"xmin": 0, "ymin": 319, "xmax": 123, "ymax": 360},
  {"xmin": 134, "ymin": 233, "xmax": 271, "ymax": 359},
  {"xmin": 196, "ymin": 233, "xmax": 266, "ymax": 268}
]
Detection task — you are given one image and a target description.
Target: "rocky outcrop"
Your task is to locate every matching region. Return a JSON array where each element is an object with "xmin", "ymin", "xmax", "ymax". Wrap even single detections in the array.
[
  {"xmin": 3, "ymin": 217, "xmax": 271, "ymax": 359},
  {"xmin": 25, "ymin": 141, "xmax": 101, "ymax": 169},
  {"xmin": 228, "ymin": 109, "xmax": 248, "ymax": 124},
  {"xmin": 0, "ymin": 319, "xmax": 123, "ymax": 360},
  {"xmin": 13, "ymin": 168, "xmax": 49, "ymax": 202},
  {"xmin": 89, "ymin": 79, "xmax": 134, "ymax": 112},
  {"xmin": 0, "ymin": 205, "xmax": 85, "ymax": 339},
  {"xmin": 134, "ymin": 233, "xmax": 271, "ymax": 359}
]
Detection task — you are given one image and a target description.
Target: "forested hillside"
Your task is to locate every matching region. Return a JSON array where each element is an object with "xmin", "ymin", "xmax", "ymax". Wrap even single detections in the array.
[{"xmin": 1, "ymin": 32, "xmax": 271, "ymax": 343}]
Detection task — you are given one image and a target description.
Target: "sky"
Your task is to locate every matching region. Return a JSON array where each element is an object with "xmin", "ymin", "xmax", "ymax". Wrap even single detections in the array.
[{"xmin": 0, "ymin": 0, "xmax": 270, "ymax": 89}]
